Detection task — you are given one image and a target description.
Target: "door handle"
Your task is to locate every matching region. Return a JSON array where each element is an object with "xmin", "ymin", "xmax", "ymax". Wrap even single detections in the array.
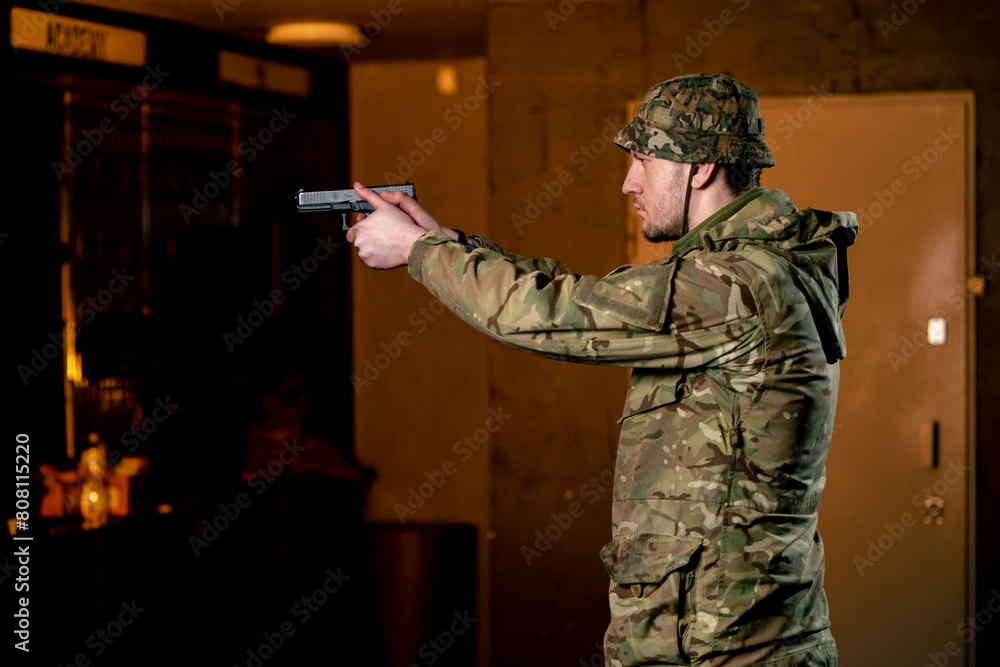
[{"xmin": 919, "ymin": 420, "xmax": 940, "ymax": 470}]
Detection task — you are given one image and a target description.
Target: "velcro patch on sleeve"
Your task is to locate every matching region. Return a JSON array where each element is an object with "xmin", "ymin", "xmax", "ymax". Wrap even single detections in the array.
[{"xmin": 572, "ymin": 259, "xmax": 676, "ymax": 331}]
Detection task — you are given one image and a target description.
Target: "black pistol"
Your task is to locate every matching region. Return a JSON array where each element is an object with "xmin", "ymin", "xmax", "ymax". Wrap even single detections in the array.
[{"xmin": 296, "ymin": 183, "xmax": 417, "ymax": 231}]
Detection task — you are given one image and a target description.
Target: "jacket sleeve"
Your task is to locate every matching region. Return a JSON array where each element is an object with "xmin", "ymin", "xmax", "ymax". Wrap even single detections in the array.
[
  {"xmin": 407, "ymin": 231, "xmax": 762, "ymax": 370},
  {"xmin": 466, "ymin": 233, "xmax": 575, "ymax": 279}
]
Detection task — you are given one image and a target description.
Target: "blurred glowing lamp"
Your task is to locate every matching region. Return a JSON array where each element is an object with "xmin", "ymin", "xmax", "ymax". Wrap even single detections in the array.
[
  {"xmin": 266, "ymin": 22, "xmax": 364, "ymax": 47},
  {"xmin": 80, "ymin": 439, "xmax": 109, "ymax": 530},
  {"xmin": 436, "ymin": 65, "xmax": 458, "ymax": 95}
]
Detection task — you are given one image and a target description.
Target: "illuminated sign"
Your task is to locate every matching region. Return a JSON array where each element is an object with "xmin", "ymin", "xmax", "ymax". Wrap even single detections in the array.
[
  {"xmin": 9, "ymin": 7, "xmax": 147, "ymax": 67},
  {"xmin": 218, "ymin": 50, "xmax": 312, "ymax": 98}
]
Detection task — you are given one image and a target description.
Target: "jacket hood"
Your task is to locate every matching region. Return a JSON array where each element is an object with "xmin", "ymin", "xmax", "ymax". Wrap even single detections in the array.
[{"xmin": 672, "ymin": 188, "xmax": 858, "ymax": 363}]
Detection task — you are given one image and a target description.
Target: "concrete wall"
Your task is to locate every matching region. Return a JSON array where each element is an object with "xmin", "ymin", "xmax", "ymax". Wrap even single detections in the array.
[
  {"xmin": 483, "ymin": 0, "xmax": 1000, "ymax": 664},
  {"xmin": 351, "ymin": 1, "xmax": 1000, "ymax": 664},
  {"xmin": 485, "ymin": 3, "xmax": 642, "ymax": 664},
  {"xmin": 350, "ymin": 58, "xmax": 493, "ymax": 665}
]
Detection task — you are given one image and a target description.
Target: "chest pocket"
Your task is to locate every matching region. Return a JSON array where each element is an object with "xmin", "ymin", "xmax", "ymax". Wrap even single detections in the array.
[{"xmin": 619, "ymin": 369, "xmax": 691, "ymax": 423}]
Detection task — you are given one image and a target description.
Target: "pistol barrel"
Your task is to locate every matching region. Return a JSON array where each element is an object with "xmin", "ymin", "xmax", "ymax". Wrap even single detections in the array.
[{"xmin": 295, "ymin": 183, "xmax": 416, "ymax": 213}]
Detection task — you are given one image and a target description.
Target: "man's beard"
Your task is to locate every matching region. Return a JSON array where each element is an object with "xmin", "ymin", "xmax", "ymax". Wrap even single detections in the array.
[{"xmin": 640, "ymin": 165, "xmax": 689, "ymax": 243}]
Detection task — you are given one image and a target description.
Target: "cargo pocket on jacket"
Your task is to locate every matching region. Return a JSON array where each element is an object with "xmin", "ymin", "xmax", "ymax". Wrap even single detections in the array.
[
  {"xmin": 614, "ymin": 371, "xmax": 691, "ymax": 501},
  {"xmin": 618, "ymin": 370, "xmax": 690, "ymax": 424},
  {"xmin": 601, "ymin": 534, "xmax": 704, "ymax": 665}
]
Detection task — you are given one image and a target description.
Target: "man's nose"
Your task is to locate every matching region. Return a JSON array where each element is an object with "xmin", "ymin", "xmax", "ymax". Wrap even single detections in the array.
[{"xmin": 622, "ymin": 163, "xmax": 641, "ymax": 195}]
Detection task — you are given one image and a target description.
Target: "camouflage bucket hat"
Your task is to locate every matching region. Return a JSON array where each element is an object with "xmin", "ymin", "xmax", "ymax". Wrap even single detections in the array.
[{"xmin": 614, "ymin": 73, "xmax": 775, "ymax": 166}]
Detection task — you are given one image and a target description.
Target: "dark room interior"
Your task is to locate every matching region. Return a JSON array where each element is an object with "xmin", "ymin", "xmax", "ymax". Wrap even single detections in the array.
[{"xmin": 6, "ymin": 1, "xmax": 1000, "ymax": 666}]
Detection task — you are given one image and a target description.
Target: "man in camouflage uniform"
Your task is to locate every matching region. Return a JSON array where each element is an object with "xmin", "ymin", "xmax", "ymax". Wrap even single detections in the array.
[{"xmin": 347, "ymin": 73, "xmax": 857, "ymax": 666}]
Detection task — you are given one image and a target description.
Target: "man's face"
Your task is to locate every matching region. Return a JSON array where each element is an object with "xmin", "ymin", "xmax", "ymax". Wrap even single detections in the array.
[{"xmin": 622, "ymin": 151, "xmax": 689, "ymax": 242}]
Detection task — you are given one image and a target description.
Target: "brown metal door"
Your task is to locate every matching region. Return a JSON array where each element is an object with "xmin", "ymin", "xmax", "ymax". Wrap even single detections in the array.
[{"xmin": 755, "ymin": 92, "xmax": 977, "ymax": 666}]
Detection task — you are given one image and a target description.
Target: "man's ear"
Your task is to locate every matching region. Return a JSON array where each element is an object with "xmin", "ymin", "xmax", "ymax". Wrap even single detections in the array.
[{"xmin": 690, "ymin": 162, "xmax": 720, "ymax": 189}]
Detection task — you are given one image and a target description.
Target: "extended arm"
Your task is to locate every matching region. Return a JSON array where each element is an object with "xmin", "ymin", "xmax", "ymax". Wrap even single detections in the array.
[
  {"xmin": 408, "ymin": 233, "xmax": 763, "ymax": 370},
  {"xmin": 346, "ymin": 182, "xmax": 762, "ymax": 369}
]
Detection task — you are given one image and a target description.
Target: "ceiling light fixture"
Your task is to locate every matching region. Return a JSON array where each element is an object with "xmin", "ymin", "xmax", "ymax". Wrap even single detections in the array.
[{"xmin": 265, "ymin": 22, "xmax": 363, "ymax": 47}]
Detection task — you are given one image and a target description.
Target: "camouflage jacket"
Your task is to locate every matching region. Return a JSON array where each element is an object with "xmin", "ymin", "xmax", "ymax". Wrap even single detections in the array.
[{"xmin": 407, "ymin": 187, "xmax": 857, "ymax": 665}]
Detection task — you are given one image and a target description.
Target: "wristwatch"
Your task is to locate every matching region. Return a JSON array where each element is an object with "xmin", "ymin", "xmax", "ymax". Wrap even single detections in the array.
[{"xmin": 453, "ymin": 229, "xmax": 478, "ymax": 252}]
